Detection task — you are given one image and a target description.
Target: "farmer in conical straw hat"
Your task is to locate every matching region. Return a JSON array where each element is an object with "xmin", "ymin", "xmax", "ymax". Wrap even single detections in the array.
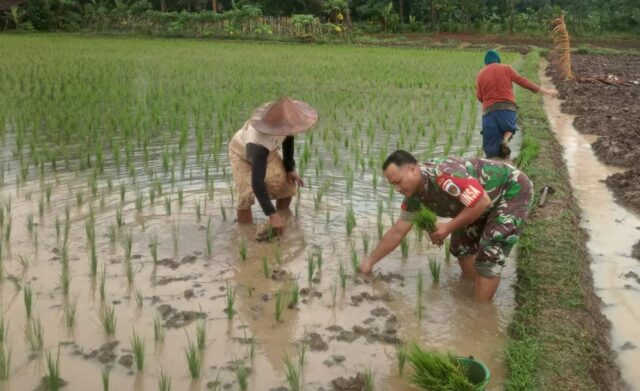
[
  {"xmin": 360, "ymin": 150, "xmax": 533, "ymax": 301},
  {"xmin": 476, "ymin": 49, "xmax": 557, "ymax": 159},
  {"xmin": 228, "ymin": 97, "xmax": 318, "ymax": 234}
]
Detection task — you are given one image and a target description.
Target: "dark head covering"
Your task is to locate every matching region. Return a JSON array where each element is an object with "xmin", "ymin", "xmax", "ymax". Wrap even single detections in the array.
[{"xmin": 484, "ymin": 50, "xmax": 501, "ymax": 65}]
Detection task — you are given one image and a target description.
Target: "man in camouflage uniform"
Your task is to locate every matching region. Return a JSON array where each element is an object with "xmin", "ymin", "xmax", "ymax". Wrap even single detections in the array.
[{"xmin": 360, "ymin": 150, "xmax": 533, "ymax": 301}]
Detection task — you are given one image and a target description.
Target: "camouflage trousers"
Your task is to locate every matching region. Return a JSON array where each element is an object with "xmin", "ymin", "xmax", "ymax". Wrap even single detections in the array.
[{"xmin": 450, "ymin": 173, "xmax": 533, "ymax": 278}]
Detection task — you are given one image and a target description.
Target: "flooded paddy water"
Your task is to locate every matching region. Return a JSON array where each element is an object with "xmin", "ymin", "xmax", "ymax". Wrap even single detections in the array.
[{"xmin": 0, "ymin": 35, "xmax": 522, "ymax": 390}]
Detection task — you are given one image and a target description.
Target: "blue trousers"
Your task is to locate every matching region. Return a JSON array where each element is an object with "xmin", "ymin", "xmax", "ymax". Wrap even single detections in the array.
[{"xmin": 481, "ymin": 110, "xmax": 519, "ymax": 158}]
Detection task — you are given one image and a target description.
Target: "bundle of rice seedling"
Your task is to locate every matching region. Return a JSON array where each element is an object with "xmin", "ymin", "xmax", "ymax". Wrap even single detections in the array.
[
  {"xmin": 407, "ymin": 344, "xmax": 481, "ymax": 391},
  {"xmin": 412, "ymin": 206, "xmax": 437, "ymax": 233}
]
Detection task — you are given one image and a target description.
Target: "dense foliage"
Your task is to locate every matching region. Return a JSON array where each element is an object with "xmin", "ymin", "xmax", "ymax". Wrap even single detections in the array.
[{"xmin": 1, "ymin": 0, "xmax": 638, "ymax": 35}]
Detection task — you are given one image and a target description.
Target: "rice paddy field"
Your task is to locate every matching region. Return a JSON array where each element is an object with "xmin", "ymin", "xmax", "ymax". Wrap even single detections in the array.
[{"xmin": 0, "ymin": 34, "xmax": 521, "ymax": 390}]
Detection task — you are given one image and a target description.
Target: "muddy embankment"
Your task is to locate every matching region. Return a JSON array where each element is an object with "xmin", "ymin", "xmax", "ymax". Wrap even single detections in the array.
[{"xmin": 547, "ymin": 54, "xmax": 640, "ymax": 259}]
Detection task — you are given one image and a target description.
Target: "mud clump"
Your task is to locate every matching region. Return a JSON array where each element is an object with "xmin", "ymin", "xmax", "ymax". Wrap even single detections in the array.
[
  {"xmin": 331, "ymin": 372, "xmax": 366, "ymax": 391},
  {"xmin": 34, "ymin": 377, "xmax": 68, "ymax": 391},
  {"xmin": 156, "ymin": 304, "xmax": 206, "ymax": 328},
  {"xmin": 307, "ymin": 332, "xmax": 329, "ymax": 351},
  {"xmin": 604, "ymin": 169, "xmax": 640, "ymax": 215},
  {"xmin": 157, "ymin": 254, "xmax": 197, "ymax": 269},
  {"xmin": 83, "ymin": 341, "xmax": 119, "ymax": 364},
  {"xmin": 632, "ymin": 241, "xmax": 640, "ymax": 261},
  {"xmin": 118, "ymin": 354, "xmax": 133, "ymax": 368},
  {"xmin": 270, "ymin": 269, "xmax": 288, "ymax": 281},
  {"xmin": 350, "ymin": 292, "xmax": 392, "ymax": 306}
]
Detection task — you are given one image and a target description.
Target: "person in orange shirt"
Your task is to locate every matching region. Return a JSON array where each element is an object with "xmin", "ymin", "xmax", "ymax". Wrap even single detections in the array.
[{"xmin": 476, "ymin": 50, "xmax": 557, "ymax": 159}]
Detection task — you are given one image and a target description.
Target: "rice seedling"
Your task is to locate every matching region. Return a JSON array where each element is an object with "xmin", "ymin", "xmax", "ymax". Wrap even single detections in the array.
[
  {"xmin": 400, "ymin": 237, "xmax": 409, "ymax": 258},
  {"xmin": 26, "ymin": 317, "xmax": 44, "ymax": 351},
  {"xmin": 235, "ymin": 361, "xmax": 249, "ymax": 390},
  {"xmin": 262, "ymin": 256, "xmax": 270, "ymax": 278},
  {"xmin": 274, "ymin": 288, "xmax": 284, "ymax": 323},
  {"xmin": 122, "ymin": 230, "xmax": 132, "ymax": 260},
  {"xmin": 196, "ymin": 318, "xmax": 207, "ymax": 351},
  {"xmin": 412, "ymin": 206, "xmax": 437, "ymax": 233},
  {"xmin": 361, "ymin": 231, "xmax": 370, "ymax": 254},
  {"xmin": 99, "ymin": 303, "xmax": 117, "ymax": 335},
  {"xmin": 350, "ymin": 247, "xmax": 359, "ymax": 274},
  {"xmin": 429, "ymin": 258, "xmax": 441, "ymax": 284},
  {"xmin": 4, "ymin": 219, "xmax": 11, "ymax": 242},
  {"xmin": 283, "ymin": 350, "xmax": 301, "ymax": 391},
  {"xmin": 220, "ymin": 204, "xmax": 227, "ymax": 222},
  {"xmin": 0, "ymin": 344, "xmax": 10, "ymax": 381},
  {"xmin": 65, "ymin": 298, "xmax": 77, "ymax": 329},
  {"xmin": 107, "ymin": 223, "xmax": 116, "ymax": 245},
  {"xmin": 119, "ymin": 183, "xmax": 126, "ymax": 203},
  {"xmin": 345, "ymin": 206, "xmax": 356, "ymax": 235},
  {"xmin": 153, "ymin": 315, "xmax": 165, "ymax": 342},
  {"xmin": 315, "ymin": 247, "xmax": 323, "ymax": 270},
  {"xmin": 289, "ymin": 279, "xmax": 300, "ymax": 307},
  {"xmin": 273, "ymin": 244, "xmax": 283, "ymax": 265},
  {"xmin": 149, "ymin": 231, "xmax": 158, "ymax": 264},
  {"xmin": 0, "ymin": 314, "xmax": 6, "ymax": 345},
  {"xmin": 76, "ymin": 190, "xmax": 84, "ymax": 207},
  {"xmin": 194, "ymin": 200, "xmax": 201, "ymax": 221},
  {"xmin": 406, "ymin": 343, "xmax": 480, "ymax": 390},
  {"xmin": 307, "ymin": 254, "xmax": 316, "ymax": 283},
  {"xmin": 444, "ymin": 239, "xmax": 451, "ymax": 262},
  {"xmin": 177, "ymin": 187, "xmax": 184, "ymax": 209},
  {"xmin": 239, "ymin": 238, "xmax": 247, "ymax": 261},
  {"xmin": 417, "ymin": 269, "xmax": 424, "ymax": 296},
  {"xmin": 99, "ymin": 265, "xmax": 107, "ymax": 302},
  {"xmin": 184, "ymin": 336, "xmax": 201, "ymax": 379},
  {"xmin": 338, "ymin": 262, "xmax": 347, "ymax": 289},
  {"xmin": 134, "ymin": 192, "xmax": 144, "ymax": 213},
  {"xmin": 115, "ymin": 207, "xmax": 124, "ymax": 227},
  {"xmin": 135, "ymin": 290, "xmax": 143, "ymax": 308},
  {"xmin": 101, "ymin": 366, "xmax": 110, "ymax": 391},
  {"xmin": 26, "ymin": 214, "xmax": 34, "ymax": 235},
  {"xmin": 130, "ymin": 329, "xmax": 145, "ymax": 371},
  {"xmin": 44, "ymin": 347, "xmax": 61, "ymax": 390},
  {"xmin": 331, "ymin": 283, "xmax": 337, "ymax": 307},
  {"xmin": 205, "ymin": 217, "xmax": 213, "ymax": 257},
  {"xmin": 158, "ymin": 367, "xmax": 171, "ymax": 391},
  {"xmin": 363, "ymin": 367, "xmax": 374, "ymax": 391},
  {"xmin": 23, "ymin": 283, "xmax": 33, "ymax": 318},
  {"xmin": 164, "ymin": 197, "xmax": 171, "ymax": 215},
  {"xmin": 225, "ymin": 281, "xmax": 235, "ymax": 320},
  {"xmin": 125, "ymin": 258, "xmax": 134, "ymax": 284},
  {"xmin": 87, "ymin": 220, "xmax": 97, "ymax": 276},
  {"xmin": 171, "ymin": 221, "xmax": 179, "ymax": 253},
  {"xmin": 397, "ymin": 345, "xmax": 407, "ymax": 376}
]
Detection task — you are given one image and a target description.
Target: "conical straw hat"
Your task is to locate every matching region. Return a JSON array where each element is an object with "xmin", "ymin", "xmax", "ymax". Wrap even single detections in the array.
[{"xmin": 249, "ymin": 97, "xmax": 318, "ymax": 136}]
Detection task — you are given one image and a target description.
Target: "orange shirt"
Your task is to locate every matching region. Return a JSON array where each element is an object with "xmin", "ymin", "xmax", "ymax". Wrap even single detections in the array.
[{"xmin": 476, "ymin": 63, "xmax": 540, "ymax": 111}]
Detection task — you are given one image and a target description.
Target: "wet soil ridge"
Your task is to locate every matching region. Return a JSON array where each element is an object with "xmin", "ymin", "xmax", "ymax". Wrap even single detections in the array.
[
  {"xmin": 548, "ymin": 53, "xmax": 640, "ymax": 262},
  {"xmin": 548, "ymin": 54, "xmax": 640, "ymax": 169}
]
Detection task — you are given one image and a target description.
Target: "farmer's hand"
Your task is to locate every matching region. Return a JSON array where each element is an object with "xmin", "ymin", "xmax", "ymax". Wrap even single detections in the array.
[
  {"xmin": 268, "ymin": 213, "xmax": 285, "ymax": 235},
  {"xmin": 287, "ymin": 171, "xmax": 304, "ymax": 187},
  {"xmin": 428, "ymin": 222, "xmax": 451, "ymax": 246},
  {"xmin": 539, "ymin": 87, "xmax": 558, "ymax": 96},
  {"xmin": 360, "ymin": 258, "xmax": 374, "ymax": 275}
]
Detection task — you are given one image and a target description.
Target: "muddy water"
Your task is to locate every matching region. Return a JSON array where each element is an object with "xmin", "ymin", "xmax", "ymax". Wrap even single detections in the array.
[
  {"xmin": 539, "ymin": 63, "xmax": 640, "ymax": 389},
  {"xmin": 0, "ymin": 117, "xmax": 516, "ymax": 389}
]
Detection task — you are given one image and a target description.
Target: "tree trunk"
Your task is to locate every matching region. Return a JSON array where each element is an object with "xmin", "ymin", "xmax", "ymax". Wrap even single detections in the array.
[
  {"xmin": 212, "ymin": 0, "xmax": 217, "ymax": 13},
  {"xmin": 160, "ymin": 0, "xmax": 166, "ymax": 12},
  {"xmin": 430, "ymin": 0, "xmax": 437, "ymax": 31},
  {"xmin": 399, "ymin": 0, "xmax": 403, "ymax": 21}
]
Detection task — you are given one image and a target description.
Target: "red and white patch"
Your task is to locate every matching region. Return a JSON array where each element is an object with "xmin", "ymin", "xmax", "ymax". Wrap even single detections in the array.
[
  {"xmin": 460, "ymin": 185, "xmax": 482, "ymax": 207},
  {"xmin": 441, "ymin": 179, "xmax": 461, "ymax": 197}
]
